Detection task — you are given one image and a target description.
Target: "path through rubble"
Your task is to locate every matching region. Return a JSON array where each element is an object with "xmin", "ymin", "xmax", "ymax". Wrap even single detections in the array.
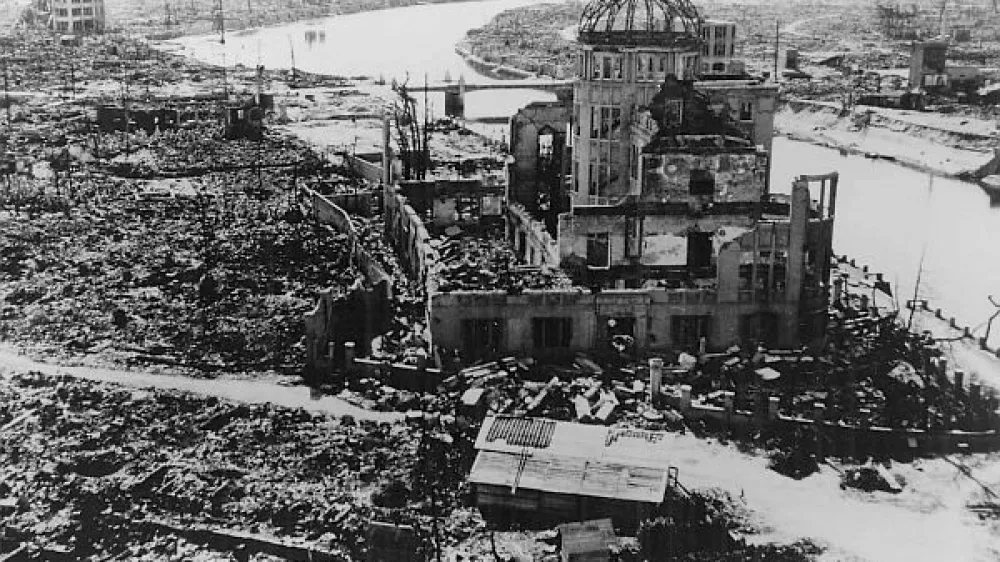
[
  {"xmin": 0, "ymin": 345, "xmax": 401, "ymax": 423},
  {"xmin": 665, "ymin": 432, "xmax": 1000, "ymax": 562},
  {"xmin": 839, "ymin": 260, "xmax": 1000, "ymax": 392}
]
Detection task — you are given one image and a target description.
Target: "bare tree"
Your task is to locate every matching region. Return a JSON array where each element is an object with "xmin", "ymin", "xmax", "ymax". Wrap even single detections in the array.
[{"xmin": 391, "ymin": 78, "xmax": 429, "ymax": 180}]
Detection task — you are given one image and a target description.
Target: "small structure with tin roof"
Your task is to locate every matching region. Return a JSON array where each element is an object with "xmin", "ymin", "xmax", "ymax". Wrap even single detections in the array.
[{"xmin": 468, "ymin": 415, "xmax": 676, "ymax": 529}]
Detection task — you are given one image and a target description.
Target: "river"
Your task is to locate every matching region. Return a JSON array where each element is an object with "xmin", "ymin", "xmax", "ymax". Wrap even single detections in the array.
[{"xmin": 170, "ymin": 0, "xmax": 1000, "ymax": 348}]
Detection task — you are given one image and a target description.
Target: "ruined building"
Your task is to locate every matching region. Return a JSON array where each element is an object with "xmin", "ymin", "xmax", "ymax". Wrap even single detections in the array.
[
  {"xmin": 50, "ymin": 0, "xmax": 106, "ymax": 33},
  {"xmin": 368, "ymin": 0, "xmax": 839, "ymax": 367}
]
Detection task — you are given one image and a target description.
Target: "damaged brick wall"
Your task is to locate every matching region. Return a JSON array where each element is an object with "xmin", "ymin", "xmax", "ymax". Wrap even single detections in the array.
[
  {"xmin": 557, "ymin": 211, "xmax": 755, "ymax": 268},
  {"xmin": 508, "ymin": 101, "xmax": 571, "ymax": 210},
  {"xmin": 640, "ymin": 151, "xmax": 767, "ymax": 204},
  {"xmin": 382, "ymin": 183, "xmax": 435, "ymax": 284},
  {"xmin": 508, "ymin": 202, "xmax": 560, "ymax": 266}
]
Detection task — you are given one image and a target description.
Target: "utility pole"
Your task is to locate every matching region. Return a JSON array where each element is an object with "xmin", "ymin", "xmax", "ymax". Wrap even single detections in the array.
[
  {"xmin": 2, "ymin": 57, "xmax": 10, "ymax": 133},
  {"xmin": 773, "ymin": 20, "xmax": 780, "ymax": 83},
  {"xmin": 906, "ymin": 174, "xmax": 934, "ymax": 331},
  {"xmin": 121, "ymin": 65, "xmax": 131, "ymax": 157},
  {"xmin": 422, "ymin": 73, "xmax": 429, "ymax": 180}
]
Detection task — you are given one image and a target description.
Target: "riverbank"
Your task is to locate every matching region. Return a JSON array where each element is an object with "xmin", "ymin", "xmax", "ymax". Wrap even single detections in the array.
[
  {"xmin": 107, "ymin": 0, "xmax": 485, "ymax": 40},
  {"xmin": 775, "ymin": 99, "xmax": 1000, "ymax": 180},
  {"xmin": 456, "ymin": 0, "xmax": 581, "ymax": 80}
]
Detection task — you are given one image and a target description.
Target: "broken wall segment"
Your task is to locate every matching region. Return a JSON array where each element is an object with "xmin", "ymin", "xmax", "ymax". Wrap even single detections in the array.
[
  {"xmin": 508, "ymin": 202, "xmax": 560, "ymax": 267},
  {"xmin": 639, "ymin": 150, "xmax": 768, "ymax": 204},
  {"xmin": 429, "ymin": 287, "xmax": 807, "ymax": 359},
  {"xmin": 507, "ymin": 101, "xmax": 572, "ymax": 213},
  {"xmin": 303, "ymin": 189, "xmax": 393, "ymax": 377}
]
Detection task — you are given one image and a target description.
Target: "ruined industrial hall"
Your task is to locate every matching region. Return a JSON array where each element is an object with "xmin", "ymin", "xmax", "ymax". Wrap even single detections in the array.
[{"xmin": 2, "ymin": 0, "xmax": 1000, "ymax": 560}]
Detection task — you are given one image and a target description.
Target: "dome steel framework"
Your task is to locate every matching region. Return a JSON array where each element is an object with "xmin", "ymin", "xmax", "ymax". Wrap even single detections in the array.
[{"xmin": 579, "ymin": 0, "xmax": 702, "ymax": 41}]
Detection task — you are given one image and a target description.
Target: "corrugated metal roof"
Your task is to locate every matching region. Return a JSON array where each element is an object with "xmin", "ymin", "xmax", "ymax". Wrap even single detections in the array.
[
  {"xmin": 474, "ymin": 416, "xmax": 674, "ymax": 468},
  {"xmin": 469, "ymin": 450, "xmax": 669, "ymax": 504},
  {"xmin": 483, "ymin": 416, "xmax": 557, "ymax": 449}
]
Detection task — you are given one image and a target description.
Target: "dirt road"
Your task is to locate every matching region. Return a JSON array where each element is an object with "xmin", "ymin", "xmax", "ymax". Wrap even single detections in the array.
[{"xmin": 0, "ymin": 345, "xmax": 402, "ymax": 423}]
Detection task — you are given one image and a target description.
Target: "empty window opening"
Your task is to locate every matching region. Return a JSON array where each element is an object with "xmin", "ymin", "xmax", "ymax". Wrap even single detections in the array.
[
  {"xmin": 671, "ymin": 315, "xmax": 710, "ymax": 350},
  {"xmin": 689, "ymin": 168, "xmax": 715, "ymax": 196},
  {"xmin": 687, "ymin": 232, "xmax": 713, "ymax": 269},
  {"xmin": 462, "ymin": 318, "xmax": 504, "ymax": 359},
  {"xmin": 533, "ymin": 318, "xmax": 573, "ymax": 349},
  {"xmin": 587, "ymin": 232, "xmax": 611, "ymax": 268}
]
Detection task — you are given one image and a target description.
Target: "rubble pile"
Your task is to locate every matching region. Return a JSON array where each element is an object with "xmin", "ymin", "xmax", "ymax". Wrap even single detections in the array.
[
  {"xmin": 0, "ymin": 32, "xmax": 227, "ymax": 98},
  {"xmin": 0, "ymin": 371, "xmax": 431, "ymax": 560},
  {"xmin": 92, "ymin": 124, "xmax": 327, "ymax": 179},
  {"xmin": 430, "ymin": 230, "xmax": 573, "ymax": 293},
  {"xmin": 336, "ymin": 354, "xmax": 684, "ymax": 433},
  {"xmin": 0, "ymin": 185, "xmax": 360, "ymax": 373}
]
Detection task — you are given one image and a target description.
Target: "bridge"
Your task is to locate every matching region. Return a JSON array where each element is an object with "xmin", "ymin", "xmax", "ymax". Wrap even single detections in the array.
[
  {"xmin": 409, "ymin": 78, "xmax": 575, "ymax": 117},
  {"xmin": 419, "ymin": 78, "xmax": 575, "ymax": 93}
]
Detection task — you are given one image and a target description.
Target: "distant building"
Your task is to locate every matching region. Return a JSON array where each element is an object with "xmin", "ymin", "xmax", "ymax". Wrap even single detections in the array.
[
  {"xmin": 909, "ymin": 40, "xmax": 948, "ymax": 91},
  {"xmin": 699, "ymin": 20, "xmax": 739, "ymax": 76},
  {"xmin": 50, "ymin": 0, "xmax": 106, "ymax": 34}
]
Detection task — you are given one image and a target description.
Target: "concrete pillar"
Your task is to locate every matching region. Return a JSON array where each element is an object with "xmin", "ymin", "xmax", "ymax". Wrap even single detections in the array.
[
  {"xmin": 768, "ymin": 396, "xmax": 780, "ymax": 421},
  {"xmin": 813, "ymin": 403, "xmax": 826, "ymax": 459},
  {"xmin": 649, "ymin": 358, "xmax": 663, "ymax": 399},
  {"xmin": 344, "ymin": 341, "xmax": 356, "ymax": 369},
  {"xmin": 444, "ymin": 90, "xmax": 464, "ymax": 118},
  {"xmin": 381, "ymin": 114, "xmax": 392, "ymax": 186},
  {"xmin": 813, "ymin": 402, "xmax": 826, "ymax": 422},
  {"xmin": 679, "ymin": 385, "xmax": 692, "ymax": 411},
  {"xmin": 722, "ymin": 391, "xmax": 735, "ymax": 429}
]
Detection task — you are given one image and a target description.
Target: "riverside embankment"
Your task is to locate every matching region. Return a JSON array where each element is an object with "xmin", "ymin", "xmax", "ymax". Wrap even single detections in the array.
[{"xmin": 775, "ymin": 98, "xmax": 1000, "ymax": 180}]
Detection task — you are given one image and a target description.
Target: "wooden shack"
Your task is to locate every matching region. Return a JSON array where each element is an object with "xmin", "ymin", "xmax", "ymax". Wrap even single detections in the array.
[
  {"xmin": 468, "ymin": 416, "xmax": 675, "ymax": 530},
  {"xmin": 558, "ymin": 519, "xmax": 617, "ymax": 562}
]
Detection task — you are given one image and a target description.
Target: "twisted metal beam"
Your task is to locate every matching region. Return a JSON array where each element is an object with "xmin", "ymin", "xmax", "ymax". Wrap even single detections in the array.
[{"xmin": 578, "ymin": 0, "xmax": 702, "ymax": 37}]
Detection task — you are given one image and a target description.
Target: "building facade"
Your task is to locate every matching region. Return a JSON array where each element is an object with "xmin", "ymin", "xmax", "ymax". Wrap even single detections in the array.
[
  {"xmin": 420, "ymin": 0, "xmax": 838, "ymax": 361},
  {"xmin": 570, "ymin": 5, "xmax": 776, "ymax": 207},
  {"xmin": 50, "ymin": 0, "xmax": 106, "ymax": 33}
]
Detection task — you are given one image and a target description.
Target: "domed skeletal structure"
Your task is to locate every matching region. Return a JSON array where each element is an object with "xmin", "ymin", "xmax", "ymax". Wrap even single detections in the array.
[{"xmin": 578, "ymin": 0, "xmax": 703, "ymax": 44}]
